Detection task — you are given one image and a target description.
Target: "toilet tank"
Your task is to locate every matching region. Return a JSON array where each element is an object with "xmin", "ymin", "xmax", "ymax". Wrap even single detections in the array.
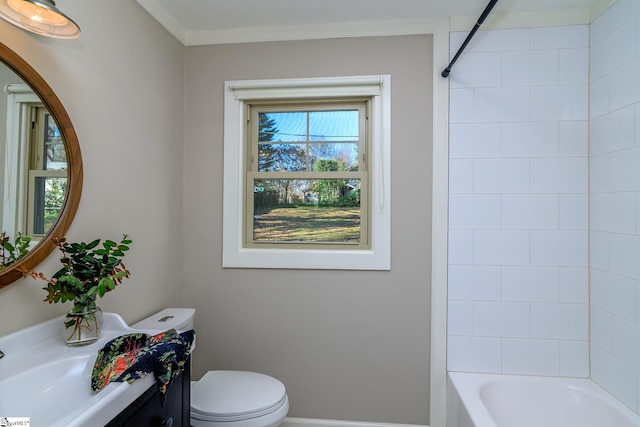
[{"xmin": 131, "ymin": 308, "xmax": 195, "ymax": 332}]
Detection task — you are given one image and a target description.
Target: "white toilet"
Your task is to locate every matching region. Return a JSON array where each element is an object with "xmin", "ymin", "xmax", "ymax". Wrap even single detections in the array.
[{"xmin": 132, "ymin": 308, "xmax": 289, "ymax": 427}]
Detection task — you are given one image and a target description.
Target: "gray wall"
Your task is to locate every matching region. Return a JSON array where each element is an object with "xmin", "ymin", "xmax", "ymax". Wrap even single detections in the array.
[
  {"xmin": 0, "ymin": 0, "xmax": 186, "ymax": 334},
  {"xmin": 183, "ymin": 35, "xmax": 433, "ymax": 424}
]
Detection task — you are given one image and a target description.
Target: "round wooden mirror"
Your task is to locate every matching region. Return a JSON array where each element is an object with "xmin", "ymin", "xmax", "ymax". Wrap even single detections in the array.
[{"xmin": 0, "ymin": 41, "xmax": 82, "ymax": 288}]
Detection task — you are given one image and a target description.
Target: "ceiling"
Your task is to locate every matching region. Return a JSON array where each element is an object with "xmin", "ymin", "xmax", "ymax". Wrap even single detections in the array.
[{"xmin": 136, "ymin": 0, "xmax": 616, "ymax": 46}]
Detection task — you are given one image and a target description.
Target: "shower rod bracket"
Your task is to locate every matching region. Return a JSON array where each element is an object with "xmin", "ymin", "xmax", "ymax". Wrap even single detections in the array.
[{"xmin": 442, "ymin": 0, "xmax": 500, "ymax": 78}]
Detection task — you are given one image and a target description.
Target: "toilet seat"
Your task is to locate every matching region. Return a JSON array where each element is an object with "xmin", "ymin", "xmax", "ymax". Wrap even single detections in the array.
[{"xmin": 191, "ymin": 370, "xmax": 288, "ymax": 422}]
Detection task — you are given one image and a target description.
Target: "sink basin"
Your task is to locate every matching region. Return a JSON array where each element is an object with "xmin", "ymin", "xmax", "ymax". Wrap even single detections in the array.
[
  {"xmin": 0, "ymin": 355, "xmax": 92, "ymax": 424},
  {"xmin": 0, "ymin": 313, "xmax": 157, "ymax": 427}
]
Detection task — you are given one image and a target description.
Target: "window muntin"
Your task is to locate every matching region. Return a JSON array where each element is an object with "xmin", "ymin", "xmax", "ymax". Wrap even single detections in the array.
[
  {"xmin": 223, "ymin": 75, "xmax": 391, "ymax": 271},
  {"xmin": 27, "ymin": 109, "xmax": 67, "ymax": 236},
  {"xmin": 246, "ymin": 101, "xmax": 369, "ymax": 248}
]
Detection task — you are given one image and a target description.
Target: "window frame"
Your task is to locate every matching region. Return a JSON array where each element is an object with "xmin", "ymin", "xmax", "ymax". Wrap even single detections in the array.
[
  {"xmin": 223, "ymin": 75, "xmax": 391, "ymax": 270},
  {"xmin": 245, "ymin": 99, "xmax": 370, "ymax": 249}
]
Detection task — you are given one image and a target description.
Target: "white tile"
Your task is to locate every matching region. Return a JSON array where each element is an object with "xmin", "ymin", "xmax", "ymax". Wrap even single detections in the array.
[
  {"xmin": 449, "ymin": 52, "xmax": 502, "ymax": 89},
  {"xmin": 589, "ymin": 154, "xmax": 611, "ymax": 194},
  {"xmin": 610, "ymin": 58, "xmax": 640, "ymax": 111},
  {"xmin": 448, "ymin": 300, "xmax": 474, "ymax": 336},
  {"xmin": 447, "ymin": 336, "xmax": 502, "ymax": 373},
  {"xmin": 591, "ymin": 345, "xmax": 638, "ymax": 411},
  {"xmin": 450, "ymin": 123, "xmax": 501, "ymax": 159},
  {"xmin": 590, "ymin": 18, "xmax": 636, "ymax": 81},
  {"xmin": 448, "ymin": 230, "xmax": 473, "ymax": 265},
  {"xmin": 449, "ymin": 159, "xmax": 474, "ymax": 194},
  {"xmin": 501, "ymin": 122, "xmax": 558, "ymax": 158},
  {"xmin": 473, "ymin": 230, "xmax": 530, "ymax": 266},
  {"xmin": 559, "ymin": 121, "xmax": 588, "ymax": 157},
  {"xmin": 559, "ymin": 194, "xmax": 588, "ymax": 230},
  {"xmin": 502, "ymin": 50, "xmax": 559, "ymax": 87},
  {"xmin": 637, "ymin": 104, "xmax": 640, "ymax": 147},
  {"xmin": 531, "ymin": 158, "xmax": 588, "ymax": 194},
  {"xmin": 589, "ymin": 75, "xmax": 610, "ymax": 119},
  {"xmin": 637, "ymin": 371, "xmax": 640, "ymax": 415},
  {"xmin": 450, "ymin": 32, "xmax": 466, "ymax": 53},
  {"xmin": 637, "ymin": 193, "xmax": 640, "ymax": 236},
  {"xmin": 530, "ymin": 231, "xmax": 588, "ymax": 267},
  {"xmin": 637, "ymin": 12, "xmax": 640, "ymax": 60},
  {"xmin": 559, "ymin": 48, "xmax": 589, "ymax": 85},
  {"xmin": 531, "ymin": 303, "xmax": 588, "ymax": 340},
  {"xmin": 474, "ymin": 301, "xmax": 530, "ymax": 338},
  {"xmin": 501, "ymin": 266, "xmax": 559, "ymax": 302},
  {"xmin": 611, "ymin": 146, "xmax": 640, "ymax": 192},
  {"xmin": 502, "ymin": 194, "xmax": 559, "ymax": 230},
  {"xmin": 591, "ymin": 269, "xmax": 637, "ymax": 322},
  {"xmin": 590, "ymin": 232, "xmax": 611, "ymax": 272},
  {"xmin": 638, "ymin": 280, "xmax": 640, "ymax": 324},
  {"xmin": 591, "ymin": 306, "xmax": 613, "ymax": 351},
  {"xmin": 609, "ymin": 105, "xmax": 636, "ymax": 150},
  {"xmin": 449, "ymin": 194, "xmax": 501, "ymax": 230},
  {"xmin": 450, "ymin": 88, "xmax": 474, "ymax": 123},
  {"xmin": 474, "ymin": 87, "xmax": 531, "ymax": 123},
  {"xmin": 558, "ymin": 267, "xmax": 588, "ymax": 304},
  {"xmin": 531, "ymin": 85, "xmax": 588, "ymax": 121},
  {"xmin": 452, "ymin": 28, "xmax": 530, "ymax": 53},
  {"xmin": 448, "ymin": 265, "xmax": 502, "ymax": 301},
  {"xmin": 474, "ymin": 159, "xmax": 530, "ymax": 194},
  {"xmin": 531, "ymin": 25, "xmax": 588, "ymax": 49},
  {"xmin": 559, "ymin": 340, "xmax": 589, "ymax": 377},
  {"xmin": 589, "ymin": 7, "xmax": 612, "ymax": 45},
  {"xmin": 590, "ymin": 106, "xmax": 636, "ymax": 156},
  {"xmin": 590, "ymin": 193, "xmax": 636, "ymax": 234},
  {"xmin": 612, "ymin": 0, "xmax": 640, "ymax": 26},
  {"xmin": 611, "ymin": 234, "xmax": 640, "ymax": 280},
  {"xmin": 502, "ymin": 338, "xmax": 559, "ymax": 376},
  {"xmin": 612, "ymin": 316, "xmax": 640, "ymax": 369}
]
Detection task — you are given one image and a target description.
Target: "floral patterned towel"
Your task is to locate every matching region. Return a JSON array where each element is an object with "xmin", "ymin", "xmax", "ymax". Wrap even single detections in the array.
[{"xmin": 91, "ymin": 328, "xmax": 195, "ymax": 406}]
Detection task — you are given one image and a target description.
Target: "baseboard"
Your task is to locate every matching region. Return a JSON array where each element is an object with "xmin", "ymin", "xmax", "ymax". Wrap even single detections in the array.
[{"xmin": 282, "ymin": 417, "xmax": 429, "ymax": 427}]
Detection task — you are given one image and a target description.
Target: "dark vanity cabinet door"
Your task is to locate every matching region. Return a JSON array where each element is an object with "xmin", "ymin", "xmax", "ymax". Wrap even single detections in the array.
[{"xmin": 105, "ymin": 360, "xmax": 191, "ymax": 427}]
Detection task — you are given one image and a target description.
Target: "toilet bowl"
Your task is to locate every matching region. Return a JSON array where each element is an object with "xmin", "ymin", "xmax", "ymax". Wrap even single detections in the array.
[
  {"xmin": 132, "ymin": 308, "xmax": 289, "ymax": 427},
  {"xmin": 190, "ymin": 370, "xmax": 289, "ymax": 427}
]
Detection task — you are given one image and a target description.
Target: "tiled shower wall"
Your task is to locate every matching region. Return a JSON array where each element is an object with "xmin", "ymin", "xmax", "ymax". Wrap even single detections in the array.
[
  {"xmin": 589, "ymin": 0, "xmax": 640, "ymax": 412},
  {"xmin": 447, "ymin": 25, "xmax": 590, "ymax": 376}
]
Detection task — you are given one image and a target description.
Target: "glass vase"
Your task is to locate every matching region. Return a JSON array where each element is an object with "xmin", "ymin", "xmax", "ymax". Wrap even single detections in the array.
[{"xmin": 64, "ymin": 298, "xmax": 103, "ymax": 346}]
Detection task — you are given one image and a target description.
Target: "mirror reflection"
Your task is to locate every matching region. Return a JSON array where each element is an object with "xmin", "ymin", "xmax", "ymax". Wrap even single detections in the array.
[
  {"xmin": 0, "ymin": 41, "xmax": 82, "ymax": 287},
  {"xmin": 2, "ymin": 83, "xmax": 67, "ymax": 248}
]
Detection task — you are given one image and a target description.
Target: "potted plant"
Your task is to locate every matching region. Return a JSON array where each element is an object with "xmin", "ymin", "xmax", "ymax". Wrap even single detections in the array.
[{"xmin": 24, "ymin": 234, "xmax": 132, "ymax": 346}]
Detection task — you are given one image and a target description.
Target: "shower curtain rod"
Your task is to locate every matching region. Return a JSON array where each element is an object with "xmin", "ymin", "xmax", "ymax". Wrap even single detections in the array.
[{"xmin": 441, "ymin": 0, "xmax": 500, "ymax": 78}]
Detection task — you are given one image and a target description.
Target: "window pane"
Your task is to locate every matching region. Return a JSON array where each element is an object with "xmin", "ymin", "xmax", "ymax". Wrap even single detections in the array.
[
  {"xmin": 44, "ymin": 114, "xmax": 67, "ymax": 171},
  {"xmin": 258, "ymin": 143, "xmax": 306, "ymax": 172},
  {"xmin": 310, "ymin": 143, "xmax": 359, "ymax": 171},
  {"xmin": 253, "ymin": 178, "xmax": 361, "ymax": 243},
  {"xmin": 309, "ymin": 110, "xmax": 359, "ymax": 142},
  {"xmin": 33, "ymin": 177, "xmax": 67, "ymax": 235},
  {"xmin": 259, "ymin": 112, "xmax": 307, "ymax": 142}
]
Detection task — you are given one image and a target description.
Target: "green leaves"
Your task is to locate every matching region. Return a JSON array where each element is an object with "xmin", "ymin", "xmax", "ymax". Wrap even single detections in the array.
[
  {"xmin": 0, "ymin": 232, "xmax": 32, "ymax": 268},
  {"xmin": 29, "ymin": 234, "xmax": 132, "ymax": 305}
]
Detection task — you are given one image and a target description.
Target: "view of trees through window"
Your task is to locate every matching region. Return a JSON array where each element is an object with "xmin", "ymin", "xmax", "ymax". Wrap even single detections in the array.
[
  {"xmin": 250, "ymin": 106, "xmax": 366, "ymax": 244},
  {"xmin": 32, "ymin": 113, "xmax": 67, "ymax": 235}
]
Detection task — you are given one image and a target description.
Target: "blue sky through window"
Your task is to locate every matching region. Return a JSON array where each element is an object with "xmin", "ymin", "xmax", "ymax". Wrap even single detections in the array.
[{"xmin": 263, "ymin": 110, "xmax": 359, "ymax": 142}]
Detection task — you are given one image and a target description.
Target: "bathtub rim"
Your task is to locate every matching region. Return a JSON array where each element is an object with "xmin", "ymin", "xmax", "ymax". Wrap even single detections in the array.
[{"xmin": 447, "ymin": 371, "xmax": 640, "ymax": 427}]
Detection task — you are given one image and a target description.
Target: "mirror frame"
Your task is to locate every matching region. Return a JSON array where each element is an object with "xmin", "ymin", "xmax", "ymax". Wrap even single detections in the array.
[{"xmin": 0, "ymin": 41, "xmax": 82, "ymax": 288}]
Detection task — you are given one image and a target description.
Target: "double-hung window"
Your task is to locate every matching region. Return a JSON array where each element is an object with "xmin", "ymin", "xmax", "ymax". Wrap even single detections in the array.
[
  {"xmin": 223, "ymin": 76, "xmax": 390, "ymax": 270},
  {"xmin": 247, "ymin": 101, "xmax": 368, "ymax": 248}
]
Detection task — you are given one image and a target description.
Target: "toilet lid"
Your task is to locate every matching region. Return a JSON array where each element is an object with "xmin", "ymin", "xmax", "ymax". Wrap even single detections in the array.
[{"xmin": 191, "ymin": 371, "xmax": 287, "ymax": 422}]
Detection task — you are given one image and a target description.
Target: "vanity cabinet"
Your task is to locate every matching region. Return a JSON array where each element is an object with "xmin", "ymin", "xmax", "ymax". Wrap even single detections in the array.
[{"xmin": 105, "ymin": 360, "xmax": 190, "ymax": 427}]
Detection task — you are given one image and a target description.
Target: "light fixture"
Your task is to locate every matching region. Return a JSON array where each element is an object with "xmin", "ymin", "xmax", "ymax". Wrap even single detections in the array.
[{"xmin": 0, "ymin": 0, "xmax": 80, "ymax": 39}]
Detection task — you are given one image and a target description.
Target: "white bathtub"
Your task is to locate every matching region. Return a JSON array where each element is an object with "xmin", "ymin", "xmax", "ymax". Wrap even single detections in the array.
[{"xmin": 447, "ymin": 372, "xmax": 640, "ymax": 427}]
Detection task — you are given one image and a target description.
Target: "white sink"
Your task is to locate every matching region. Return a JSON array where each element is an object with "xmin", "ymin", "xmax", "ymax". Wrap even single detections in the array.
[{"xmin": 0, "ymin": 313, "xmax": 158, "ymax": 427}]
